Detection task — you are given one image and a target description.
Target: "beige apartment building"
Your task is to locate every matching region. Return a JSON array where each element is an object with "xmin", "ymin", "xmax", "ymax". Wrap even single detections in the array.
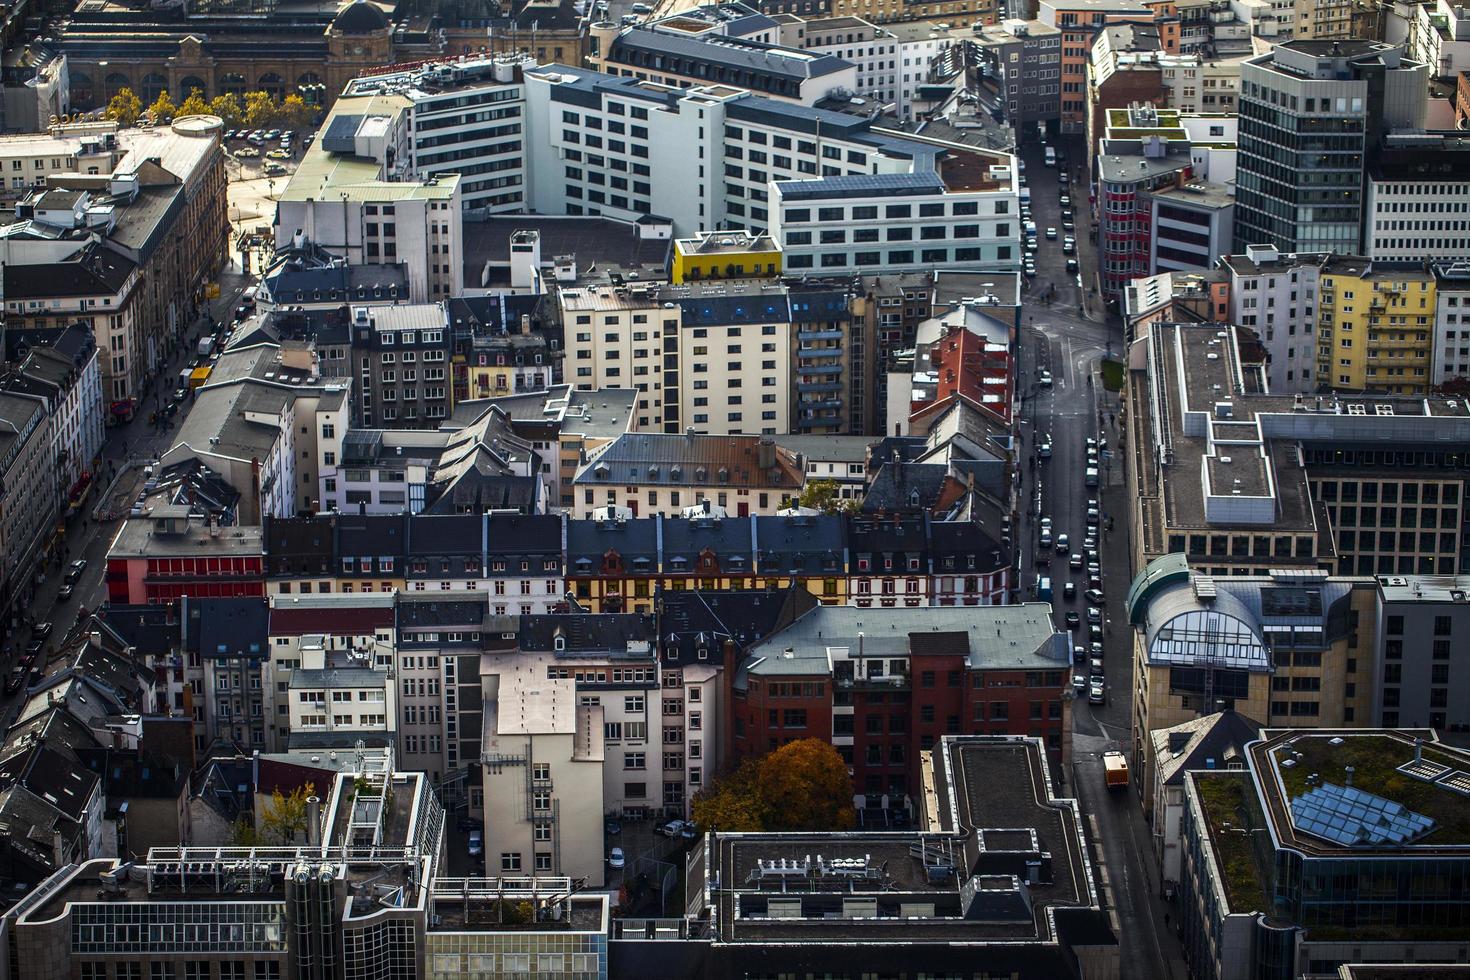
[
  {"xmin": 561, "ymin": 278, "xmax": 803, "ymax": 436},
  {"xmin": 480, "ymin": 663, "xmax": 607, "ymax": 885}
]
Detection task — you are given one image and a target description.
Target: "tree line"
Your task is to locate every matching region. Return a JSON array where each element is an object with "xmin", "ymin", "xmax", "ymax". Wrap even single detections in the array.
[{"xmin": 105, "ymin": 87, "xmax": 315, "ymax": 129}]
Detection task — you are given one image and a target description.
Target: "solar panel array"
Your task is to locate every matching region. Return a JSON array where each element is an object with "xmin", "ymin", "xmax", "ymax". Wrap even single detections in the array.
[{"xmin": 1290, "ymin": 783, "xmax": 1436, "ymax": 847}]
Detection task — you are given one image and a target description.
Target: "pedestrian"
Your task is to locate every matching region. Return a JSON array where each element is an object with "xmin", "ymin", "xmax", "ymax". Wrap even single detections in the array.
[{"xmin": 1164, "ymin": 912, "xmax": 1170, "ymax": 928}]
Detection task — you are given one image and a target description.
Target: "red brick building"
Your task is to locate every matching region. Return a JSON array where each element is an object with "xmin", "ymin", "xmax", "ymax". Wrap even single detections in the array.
[
  {"xmin": 730, "ymin": 604, "xmax": 1069, "ymax": 808},
  {"xmin": 105, "ymin": 506, "xmax": 265, "ymax": 604}
]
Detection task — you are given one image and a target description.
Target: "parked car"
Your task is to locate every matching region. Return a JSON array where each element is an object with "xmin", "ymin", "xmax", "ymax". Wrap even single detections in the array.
[
  {"xmin": 1087, "ymin": 606, "xmax": 1102, "ymax": 625},
  {"xmin": 5, "ymin": 667, "xmax": 26, "ymax": 695},
  {"xmin": 1085, "ymin": 588, "xmax": 1105, "ymax": 605},
  {"xmin": 1070, "ymin": 553, "xmax": 1084, "ymax": 570},
  {"xmin": 1038, "ymin": 369, "xmax": 1053, "ymax": 388},
  {"xmin": 31, "ymin": 622, "xmax": 52, "ymax": 641},
  {"xmin": 264, "ymin": 163, "xmax": 288, "ymax": 176},
  {"xmin": 57, "ymin": 583, "xmax": 74, "ymax": 601},
  {"xmin": 1073, "ymin": 673, "xmax": 1087, "ymax": 695},
  {"xmin": 659, "ymin": 819, "xmax": 697, "ymax": 839},
  {"xmin": 234, "ymin": 147, "xmax": 259, "ymax": 158},
  {"xmin": 467, "ymin": 829, "xmax": 483, "ymax": 857},
  {"xmin": 1055, "ymin": 533, "xmax": 1070, "ymax": 554},
  {"xmin": 1067, "ymin": 258, "xmax": 1080, "ymax": 273},
  {"xmin": 65, "ymin": 559, "xmax": 87, "ymax": 584},
  {"xmin": 1038, "ymin": 435, "xmax": 1052, "ymax": 458},
  {"xmin": 605, "ymin": 818, "xmax": 622, "ymax": 836},
  {"xmin": 267, "ymin": 148, "xmax": 291, "ymax": 159},
  {"xmin": 1072, "ymin": 645, "xmax": 1085, "ymax": 664},
  {"xmin": 608, "ymin": 847, "xmax": 626, "ymax": 869},
  {"xmin": 1088, "ymin": 678, "xmax": 1105, "ymax": 704},
  {"xmin": 1063, "ymin": 582, "xmax": 1076, "ymax": 600},
  {"xmin": 1064, "ymin": 611, "xmax": 1080, "ymax": 630},
  {"xmin": 1089, "ymin": 657, "xmax": 1105, "ymax": 676}
]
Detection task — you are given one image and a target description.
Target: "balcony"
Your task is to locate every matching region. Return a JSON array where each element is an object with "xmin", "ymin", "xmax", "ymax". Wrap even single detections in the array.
[
  {"xmin": 797, "ymin": 415, "xmax": 843, "ymax": 429},
  {"xmin": 797, "ymin": 346, "xmax": 842, "ymax": 359},
  {"xmin": 797, "ymin": 380, "xmax": 843, "ymax": 393},
  {"xmin": 797, "ymin": 328, "xmax": 843, "ymax": 342},
  {"xmin": 796, "ymin": 364, "xmax": 843, "ymax": 376},
  {"xmin": 798, "ymin": 396, "xmax": 842, "ymax": 410},
  {"xmin": 835, "ymin": 670, "xmax": 911, "ymax": 691}
]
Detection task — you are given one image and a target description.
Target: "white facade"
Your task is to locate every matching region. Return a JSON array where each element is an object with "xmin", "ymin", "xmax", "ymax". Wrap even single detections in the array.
[
  {"xmin": 1226, "ymin": 248, "xmax": 1323, "ymax": 393},
  {"xmin": 1433, "ymin": 261, "xmax": 1470, "ymax": 386},
  {"xmin": 1407, "ymin": 0, "xmax": 1470, "ymax": 79},
  {"xmin": 560, "ymin": 284, "xmax": 670, "ymax": 427},
  {"xmin": 788, "ymin": 17, "xmax": 901, "ymax": 105},
  {"xmin": 771, "ymin": 171, "xmax": 1022, "ymax": 275},
  {"xmin": 1365, "ymin": 171, "xmax": 1470, "ymax": 263}
]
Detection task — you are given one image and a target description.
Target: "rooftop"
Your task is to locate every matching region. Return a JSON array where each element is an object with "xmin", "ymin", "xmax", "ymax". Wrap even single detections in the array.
[
  {"xmin": 710, "ymin": 737, "xmax": 1100, "ymax": 948},
  {"xmin": 1190, "ymin": 770, "xmax": 1271, "ymax": 913},
  {"xmin": 107, "ymin": 514, "xmax": 263, "ymax": 559},
  {"xmin": 1253, "ymin": 730, "xmax": 1470, "ymax": 854}
]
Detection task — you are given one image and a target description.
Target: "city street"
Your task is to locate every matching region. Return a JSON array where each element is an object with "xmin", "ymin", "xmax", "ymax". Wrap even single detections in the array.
[
  {"xmin": 0, "ymin": 267, "xmax": 254, "ymax": 731},
  {"xmin": 1008, "ymin": 137, "xmax": 1184, "ymax": 980}
]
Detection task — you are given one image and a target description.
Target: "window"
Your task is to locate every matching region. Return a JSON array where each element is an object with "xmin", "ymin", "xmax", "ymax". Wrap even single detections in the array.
[{"xmin": 500, "ymin": 852, "xmax": 522, "ymax": 871}]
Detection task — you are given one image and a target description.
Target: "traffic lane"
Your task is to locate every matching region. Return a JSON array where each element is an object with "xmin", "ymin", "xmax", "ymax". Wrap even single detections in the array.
[{"xmin": 1074, "ymin": 737, "xmax": 1177, "ymax": 980}]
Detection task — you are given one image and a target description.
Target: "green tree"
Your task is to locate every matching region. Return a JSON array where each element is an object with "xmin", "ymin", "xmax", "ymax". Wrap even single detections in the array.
[
  {"xmin": 798, "ymin": 478, "xmax": 857, "ymax": 515},
  {"xmin": 260, "ymin": 782, "xmax": 315, "ymax": 844},
  {"xmin": 204, "ymin": 92, "xmax": 239, "ymax": 123},
  {"xmin": 147, "ymin": 90, "xmax": 176, "ymax": 123},
  {"xmin": 242, "ymin": 90, "xmax": 278, "ymax": 128},
  {"xmin": 105, "ymin": 87, "xmax": 142, "ymax": 127},
  {"xmin": 229, "ymin": 816, "xmax": 259, "ymax": 846},
  {"xmin": 691, "ymin": 739, "xmax": 854, "ymax": 832},
  {"xmin": 279, "ymin": 93, "xmax": 313, "ymax": 129}
]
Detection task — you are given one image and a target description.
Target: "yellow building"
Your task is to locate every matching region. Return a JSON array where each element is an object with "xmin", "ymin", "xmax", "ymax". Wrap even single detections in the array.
[
  {"xmin": 671, "ymin": 231, "xmax": 782, "ymax": 284},
  {"xmin": 1125, "ymin": 555, "xmax": 1380, "ymax": 811},
  {"xmin": 1317, "ymin": 260, "xmax": 1436, "ymax": 395}
]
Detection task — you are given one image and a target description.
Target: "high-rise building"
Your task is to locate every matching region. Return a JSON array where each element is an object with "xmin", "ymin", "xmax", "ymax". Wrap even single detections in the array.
[{"xmin": 1233, "ymin": 40, "xmax": 1426, "ymax": 255}]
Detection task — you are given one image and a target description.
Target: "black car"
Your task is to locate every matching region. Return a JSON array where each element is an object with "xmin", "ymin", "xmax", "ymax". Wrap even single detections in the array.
[
  {"xmin": 31, "ymin": 622, "xmax": 52, "ymax": 641},
  {"xmin": 57, "ymin": 583, "xmax": 74, "ymax": 601},
  {"xmin": 4, "ymin": 667, "xmax": 25, "ymax": 695},
  {"xmin": 65, "ymin": 559, "xmax": 87, "ymax": 584},
  {"xmin": 1064, "ymin": 611, "xmax": 1080, "ymax": 629}
]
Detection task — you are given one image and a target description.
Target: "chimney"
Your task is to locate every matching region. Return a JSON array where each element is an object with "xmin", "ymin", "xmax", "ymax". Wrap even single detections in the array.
[
  {"xmin": 1414, "ymin": 738, "xmax": 1423, "ymax": 763},
  {"xmin": 306, "ymin": 796, "xmax": 321, "ymax": 846},
  {"xmin": 520, "ymin": 314, "xmax": 531, "ymax": 335},
  {"xmin": 757, "ymin": 437, "xmax": 776, "ymax": 471},
  {"xmin": 1344, "ymin": 765, "xmax": 1354, "ymax": 787}
]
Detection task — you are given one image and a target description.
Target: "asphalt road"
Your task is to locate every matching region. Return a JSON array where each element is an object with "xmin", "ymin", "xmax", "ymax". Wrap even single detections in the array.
[
  {"xmin": 1010, "ymin": 137, "xmax": 1183, "ymax": 980},
  {"xmin": 0, "ymin": 270, "xmax": 254, "ymax": 730}
]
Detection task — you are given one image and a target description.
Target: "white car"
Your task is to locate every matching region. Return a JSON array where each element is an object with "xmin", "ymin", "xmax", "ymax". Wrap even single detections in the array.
[
  {"xmin": 1038, "ymin": 369, "xmax": 1054, "ymax": 388},
  {"xmin": 1088, "ymin": 678, "xmax": 1105, "ymax": 704},
  {"xmin": 608, "ymin": 847, "xmax": 626, "ymax": 869},
  {"xmin": 1045, "ymin": 227, "xmax": 1058, "ymax": 240}
]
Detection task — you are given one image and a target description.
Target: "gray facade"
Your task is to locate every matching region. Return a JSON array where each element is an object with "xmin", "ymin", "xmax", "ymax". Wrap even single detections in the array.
[
  {"xmin": 1377, "ymin": 576, "xmax": 1470, "ymax": 733},
  {"xmin": 975, "ymin": 21, "xmax": 1062, "ymax": 133},
  {"xmin": 1233, "ymin": 40, "xmax": 1426, "ymax": 255}
]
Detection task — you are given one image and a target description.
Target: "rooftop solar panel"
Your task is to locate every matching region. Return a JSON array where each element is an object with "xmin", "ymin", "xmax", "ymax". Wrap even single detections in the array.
[{"xmin": 1290, "ymin": 783, "xmax": 1435, "ymax": 847}]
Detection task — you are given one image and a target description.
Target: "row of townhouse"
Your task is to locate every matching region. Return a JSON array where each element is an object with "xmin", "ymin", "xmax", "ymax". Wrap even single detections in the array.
[{"xmin": 108, "ymin": 510, "xmax": 1013, "ymax": 613}]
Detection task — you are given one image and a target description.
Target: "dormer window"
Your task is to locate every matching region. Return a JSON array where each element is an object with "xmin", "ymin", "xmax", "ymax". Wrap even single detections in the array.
[{"xmin": 554, "ymin": 635, "xmax": 566, "ymax": 651}]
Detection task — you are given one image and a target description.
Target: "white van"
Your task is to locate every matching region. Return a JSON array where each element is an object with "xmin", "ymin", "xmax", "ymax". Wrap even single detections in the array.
[
  {"xmin": 1024, "ymin": 220, "xmax": 1037, "ymax": 238},
  {"xmin": 1044, "ymin": 145, "xmax": 1057, "ymax": 167}
]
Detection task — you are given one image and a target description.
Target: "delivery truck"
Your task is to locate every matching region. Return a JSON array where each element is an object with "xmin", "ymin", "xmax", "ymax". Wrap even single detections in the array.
[{"xmin": 1103, "ymin": 750, "xmax": 1129, "ymax": 790}]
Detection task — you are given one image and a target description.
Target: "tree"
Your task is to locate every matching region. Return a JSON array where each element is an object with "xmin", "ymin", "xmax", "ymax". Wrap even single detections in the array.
[
  {"xmin": 798, "ymin": 478, "xmax": 857, "ymax": 515},
  {"xmin": 229, "ymin": 816, "xmax": 259, "ymax": 846},
  {"xmin": 691, "ymin": 758, "xmax": 766, "ymax": 832},
  {"xmin": 757, "ymin": 739, "xmax": 855, "ymax": 831},
  {"xmin": 691, "ymin": 739, "xmax": 854, "ymax": 833},
  {"xmin": 147, "ymin": 90, "xmax": 176, "ymax": 123},
  {"xmin": 279, "ymin": 93, "xmax": 313, "ymax": 129},
  {"xmin": 105, "ymin": 88, "xmax": 142, "ymax": 127},
  {"xmin": 204, "ymin": 92, "xmax": 239, "ymax": 123},
  {"xmin": 242, "ymin": 90, "xmax": 278, "ymax": 128},
  {"xmin": 260, "ymin": 782, "xmax": 315, "ymax": 844}
]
